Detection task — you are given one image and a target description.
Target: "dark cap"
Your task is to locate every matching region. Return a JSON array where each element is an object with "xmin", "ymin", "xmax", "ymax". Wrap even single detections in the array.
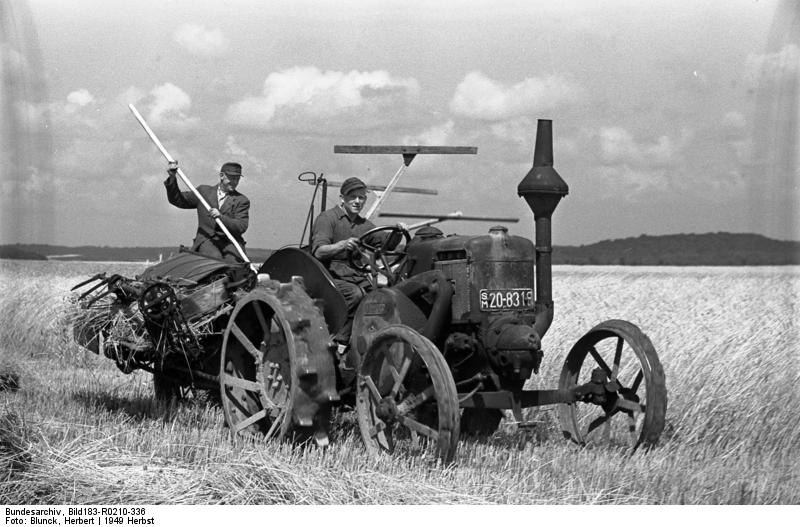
[
  {"xmin": 340, "ymin": 177, "xmax": 367, "ymax": 196},
  {"xmin": 220, "ymin": 162, "xmax": 242, "ymax": 177}
]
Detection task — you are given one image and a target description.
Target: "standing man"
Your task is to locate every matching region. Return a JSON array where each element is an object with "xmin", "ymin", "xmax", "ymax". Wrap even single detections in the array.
[{"xmin": 164, "ymin": 161, "xmax": 250, "ymax": 262}]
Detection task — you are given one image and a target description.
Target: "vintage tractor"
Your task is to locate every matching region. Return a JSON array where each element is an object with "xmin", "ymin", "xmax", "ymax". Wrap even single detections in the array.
[
  {"xmin": 71, "ymin": 119, "xmax": 667, "ymax": 463},
  {"xmin": 219, "ymin": 119, "xmax": 667, "ymax": 462}
]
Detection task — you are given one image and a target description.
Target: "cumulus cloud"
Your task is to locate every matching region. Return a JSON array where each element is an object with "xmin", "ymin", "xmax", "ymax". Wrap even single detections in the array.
[
  {"xmin": 173, "ymin": 24, "xmax": 229, "ymax": 57},
  {"xmin": 226, "ymin": 66, "xmax": 420, "ymax": 131},
  {"xmin": 449, "ymin": 71, "xmax": 581, "ymax": 121},
  {"xmin": 145, "ymin": 83, "xmax": 199, "ymax": 131},
  {"xmin": 67, "ymin": 89, "xmax": 94, "ymax": 107},
  {"xmin": 149, "ymin": 83, "xmax": 190, "ymax": 121},
  {"xmin": 63, "ymin": 89, "xmax": 95, "ymax": 115}
]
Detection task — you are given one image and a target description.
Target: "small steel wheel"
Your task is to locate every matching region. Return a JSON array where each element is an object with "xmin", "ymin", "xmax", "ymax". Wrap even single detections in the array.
[
  {"xmin": 219, "ymin": 282, "xmax": 337, "ymax": 444},
  {"xmin": 356, "ymin": 325, "xmax": 460, "ymax": 464},
  {"xmin": 558, "ymin": 319, "xmax": 667, "ymax": 450}
]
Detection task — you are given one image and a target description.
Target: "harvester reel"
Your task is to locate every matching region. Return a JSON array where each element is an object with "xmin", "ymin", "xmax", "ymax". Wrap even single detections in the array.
[
  {"xmin": 356, "ymin": 325, "xmax": 460, "ymax": 464},
  {"xmin": 558, "ymin": 319, "xmax": 667, "ymax": 450},
  {"xmin": 219, "ymin": 278, "xmax": 338, "ymax": 445},
  {"xmin": 349, "ymin": 225, "xmax": 411, "ymax": 287}
]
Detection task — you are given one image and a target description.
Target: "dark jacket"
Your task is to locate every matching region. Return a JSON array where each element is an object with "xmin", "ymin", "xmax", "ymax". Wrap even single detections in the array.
[{"xmin": 164, "ymin": 175, "xmax": 249, "ymax": 253}]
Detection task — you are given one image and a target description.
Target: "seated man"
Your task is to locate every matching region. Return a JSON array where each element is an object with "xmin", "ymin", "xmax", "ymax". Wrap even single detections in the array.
[{"xmin": 311, "ymin": 177, "xmax": 399, "ymax": 343}]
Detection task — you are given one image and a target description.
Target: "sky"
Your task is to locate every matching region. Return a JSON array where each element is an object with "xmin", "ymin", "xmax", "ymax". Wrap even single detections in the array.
[{"xmin": 1, "ymin": 0, "xmax": 798, "ymax": 250}]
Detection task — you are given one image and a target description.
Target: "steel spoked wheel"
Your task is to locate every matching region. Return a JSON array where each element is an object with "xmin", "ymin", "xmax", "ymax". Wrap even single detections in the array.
[
  {"xmin": 356, "ymin": 325, "xmax": 460, "ymax": 464},
  {"xmin": 558, "ymin": 319, "xmax": 667, "ymax": 450},
  {"xmin": 219, "ymin": 282, "xmax": 337, "ymax": 444}
]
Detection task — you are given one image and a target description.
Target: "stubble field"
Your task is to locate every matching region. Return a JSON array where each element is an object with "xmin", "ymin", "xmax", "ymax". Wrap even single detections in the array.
[{"xmin": 0, "ymin": 260, "xmax": 797, "ymax": 504}]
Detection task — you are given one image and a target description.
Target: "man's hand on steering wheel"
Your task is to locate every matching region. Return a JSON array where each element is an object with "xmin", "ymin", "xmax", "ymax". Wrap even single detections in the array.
[
  {"xmin": 348, "ymin": 224, "xmax": 411, "ymax": 286},
  {"xmin": 338, "ymin": 237, "xmax": 360, "ymax": 254}
]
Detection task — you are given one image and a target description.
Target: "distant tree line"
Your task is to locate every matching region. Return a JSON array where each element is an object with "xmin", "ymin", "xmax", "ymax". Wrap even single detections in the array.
[
  {"xmin": 2, "ymin": 233, "xmax": 799, "ymax": 265},
  {"xmin": 551, "ymin": 233, "xmax": 800, "ymax": 265}
]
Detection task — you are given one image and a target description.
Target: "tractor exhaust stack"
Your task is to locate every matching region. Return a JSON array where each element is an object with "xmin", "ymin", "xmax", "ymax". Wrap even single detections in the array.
[{"xmin": 517, "ymin": 119, "xmax": 569, "ymax": 339}]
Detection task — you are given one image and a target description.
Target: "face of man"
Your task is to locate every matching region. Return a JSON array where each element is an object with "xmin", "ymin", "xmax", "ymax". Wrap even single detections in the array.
[
  {"xmin": 341, "ymin": 189, "xmax": 367, "ymax": 217},
  {"xmin": 219, "ymin": 172, "xmax": 241, "ymax": 193}
]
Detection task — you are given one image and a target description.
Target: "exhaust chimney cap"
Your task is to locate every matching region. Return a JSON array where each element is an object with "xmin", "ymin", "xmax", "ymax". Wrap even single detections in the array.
[{"xmin": 518, "ymin": 119, "xmax": 569, "ymax": 217}]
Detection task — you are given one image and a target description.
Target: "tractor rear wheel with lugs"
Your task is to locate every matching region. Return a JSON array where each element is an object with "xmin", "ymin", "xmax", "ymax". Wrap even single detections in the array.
[{"xmin": 219, "ymin": 277, "xmax": 338, "ymax": 445}]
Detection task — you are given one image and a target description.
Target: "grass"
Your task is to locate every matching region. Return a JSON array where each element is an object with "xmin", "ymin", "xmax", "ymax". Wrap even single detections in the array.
[{"xmin": 0, "ymin": 260, "xmax": 798, "ymax": 504}]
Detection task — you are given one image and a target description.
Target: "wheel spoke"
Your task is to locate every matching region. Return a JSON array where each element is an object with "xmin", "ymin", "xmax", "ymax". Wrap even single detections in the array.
[
  {"xmin": 630, "ymin": 369, "xmax": 644, "ymax": 393},
  {"xmin": 611, "ymin": 337, "xmax": 623, "ymax": 381},
  {"xmin": 389, "ymin": 357, "xmax": 412, "ymax": 397},
  {"xmin": 587, "ymin": 413, "xmax": 609, "ymax": 435},
  {"xmin": 396, "ymin": 385, "xmax": 435, "ymax": 414},
  {"xmin": 221, "ymin": 373, "xmax": 262, "ymax": 393},
  {"xmin": 396, "ymin": 414, "xmax": 439, "ymax": 442},
  {"xmin": 361, "ymin": 375, "xmax": 384, "ymax": 404},
  {"xmin": 265, "ymin": 407, "xmax": 286, "ymax": 439},
  {"xmin": 233, "ymin": 408, "xmax": 267, "ymax": 433},
  {"xmin": 615, "ymin": 398, "xmax": 645, "ymax": 414},
  {"xmin": 588, "ymin": 346, "xmax": 612, "ymax": 377},
  {"xmin": 230, "ymin": 322, "xmax": 261, "ymax": 360}
]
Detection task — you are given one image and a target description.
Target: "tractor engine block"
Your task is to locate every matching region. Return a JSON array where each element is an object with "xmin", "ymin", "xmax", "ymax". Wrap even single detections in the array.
[{"xmin": 483, "ymin": 316, "xmax": 543, "ymax": 380}]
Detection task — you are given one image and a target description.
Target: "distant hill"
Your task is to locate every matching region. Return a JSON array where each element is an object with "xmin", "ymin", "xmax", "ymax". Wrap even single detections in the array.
[
  {"xmin": 551, "ymin": 232, "xmax": 800, "ymax": 265},
  {"xmin": 0, "ymin": 246, "xmax": 47, "ymax": 260},
  {"xmin": 1, "ymin": 233, "xmax": 798, "ymax": 265}
]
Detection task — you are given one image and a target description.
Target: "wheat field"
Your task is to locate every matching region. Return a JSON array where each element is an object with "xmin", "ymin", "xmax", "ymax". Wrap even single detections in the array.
[{"xmin": 0, "ymin": 260, "xmax": 797, "ymax": 504}]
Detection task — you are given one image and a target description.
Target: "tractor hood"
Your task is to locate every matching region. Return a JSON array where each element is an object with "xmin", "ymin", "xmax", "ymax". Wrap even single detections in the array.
[{"xmin": 405, "ymin": 225, "xmax": 534, "ymax": 275}]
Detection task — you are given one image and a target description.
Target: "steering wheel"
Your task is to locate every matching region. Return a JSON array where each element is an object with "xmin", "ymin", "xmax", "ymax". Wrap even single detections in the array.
[{"xmin": 349, "ymin": 225, "xmax": 411, "ymax": 287}]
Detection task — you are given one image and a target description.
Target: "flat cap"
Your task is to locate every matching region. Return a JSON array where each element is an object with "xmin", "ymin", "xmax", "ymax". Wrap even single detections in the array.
[
  {"xmin": 220, "ymin": 162, "xmax": 242, "ymax": 177},
  {"xmin": 340, "ymin": 177, "xmax": 367, "ymax": 196}
]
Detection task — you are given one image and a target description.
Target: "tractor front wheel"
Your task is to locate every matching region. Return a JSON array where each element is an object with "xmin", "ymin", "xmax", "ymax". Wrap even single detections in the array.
[
  {"xmin": 356, "ymin": 325, "xmax": 460, "ymax": 464},
  {"xmin": 558, "ymin": 319, "xmax": 667, "ymax": 450}
]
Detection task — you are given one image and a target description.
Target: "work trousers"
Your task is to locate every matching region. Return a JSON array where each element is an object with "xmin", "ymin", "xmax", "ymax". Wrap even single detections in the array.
[{"xmin": 332, "ymin": 278, "xmax": 369, "ymax": 344}]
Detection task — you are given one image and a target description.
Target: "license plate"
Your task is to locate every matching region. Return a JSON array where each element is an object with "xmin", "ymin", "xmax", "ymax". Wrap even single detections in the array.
[{"xmin": 479, "ymin": 288, "xmax": 534, "ymax": 311}]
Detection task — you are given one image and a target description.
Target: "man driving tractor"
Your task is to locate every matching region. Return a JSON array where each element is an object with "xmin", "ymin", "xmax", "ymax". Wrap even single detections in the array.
[{"xmin": 311, "ymin": 176, "xmax": 404, "ymax": 345}]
